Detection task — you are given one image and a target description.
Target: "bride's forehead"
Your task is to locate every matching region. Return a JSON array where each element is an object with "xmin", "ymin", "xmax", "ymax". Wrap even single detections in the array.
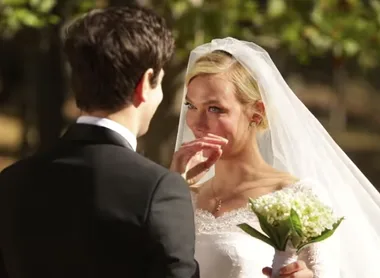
[
  {"xmin": 187, "ymin": 74, "xmax": 235, "ymax": 97},
  {"xmin": 186, "ymin": 80, "xmax": 235, "ymax": 102}
]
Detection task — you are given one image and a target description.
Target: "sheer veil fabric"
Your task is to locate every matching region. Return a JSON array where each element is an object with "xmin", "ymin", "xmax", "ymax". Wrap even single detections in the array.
[{"xmin": 175, "ymin": 37, "xmax": 380, "ymax": 277}]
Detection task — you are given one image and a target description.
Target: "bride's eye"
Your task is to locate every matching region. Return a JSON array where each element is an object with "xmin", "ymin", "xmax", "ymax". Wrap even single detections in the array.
[
  {"xmin": 184, "ymin": 101, "xmax": 196, "ymax": 110},
  {"xmin": 209, "ymin": 106, "xmax": 223, "ymax": 113}
]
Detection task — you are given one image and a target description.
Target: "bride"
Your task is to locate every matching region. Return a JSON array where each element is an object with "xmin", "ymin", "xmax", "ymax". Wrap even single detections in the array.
[{"xmin": 170, "ymin": 38, "xmax": 380, "ymax": 277}]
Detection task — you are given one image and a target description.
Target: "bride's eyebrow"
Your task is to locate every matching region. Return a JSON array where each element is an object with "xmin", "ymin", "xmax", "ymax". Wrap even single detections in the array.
[
  {"xmin": 202, "ymin": 99, "xmax": 223, "ymax": 106},
  {"xmin": 184, "ymin": 96, "xmax": 195, "ymax": 105},
  {"xmin": 185, "ymin": 96, "xmax": 223, "ymax": 105}
]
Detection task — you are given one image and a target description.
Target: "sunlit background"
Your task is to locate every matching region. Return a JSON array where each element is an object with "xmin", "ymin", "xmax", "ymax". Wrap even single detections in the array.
[{"xmin": 1, "ymin": 0, "xmax": 380, "ymax": 189}]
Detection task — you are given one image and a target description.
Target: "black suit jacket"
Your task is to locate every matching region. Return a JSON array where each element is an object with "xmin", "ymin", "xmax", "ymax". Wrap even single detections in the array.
[{"xmin": 0, "ymin": 124, "xmax": 199, "ymax": 278}]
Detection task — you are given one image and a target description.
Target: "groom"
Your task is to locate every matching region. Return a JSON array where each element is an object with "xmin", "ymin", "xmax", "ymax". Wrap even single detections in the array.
[{"xmin": 0, "ymin": 5, "xmax": 199, "ymax": 278}]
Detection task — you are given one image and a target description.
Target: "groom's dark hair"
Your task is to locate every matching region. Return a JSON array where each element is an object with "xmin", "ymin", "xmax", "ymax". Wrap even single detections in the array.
[{"xmin": 63, "ymin": 5, "xmax": 175, "ymax": 112}]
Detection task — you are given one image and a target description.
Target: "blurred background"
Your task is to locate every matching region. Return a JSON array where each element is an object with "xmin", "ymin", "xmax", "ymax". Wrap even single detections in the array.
[{"xmin": 0, "ymin": 0, "xmax": 380, "ymax": 190}]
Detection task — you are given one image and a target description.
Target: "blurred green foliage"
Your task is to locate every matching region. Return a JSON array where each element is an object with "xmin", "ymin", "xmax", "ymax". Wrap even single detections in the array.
[
  {"xmin": 0, "ymin": 0, "xmax": 60, "ymax": 35},
  {"xmin": 0, "ymin": 0, "xmax": 94, "ymax": 36},
  {"xmin": 168, "ymin": 0, "xmax": 380, "ymax": 69},
  {"xmin": 1, "ymin": 0, "xmax": 380, "ymax": 68}
]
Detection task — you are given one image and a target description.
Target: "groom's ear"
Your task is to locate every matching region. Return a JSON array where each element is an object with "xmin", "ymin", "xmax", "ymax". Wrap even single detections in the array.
[{"xmin": 133, "ymin": 68, "xmax": 154, "ymax": 106}]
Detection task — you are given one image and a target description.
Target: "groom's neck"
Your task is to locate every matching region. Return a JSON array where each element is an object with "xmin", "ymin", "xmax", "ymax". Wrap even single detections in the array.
[{"xmin": 80, "ymin": 108, "xmax": 140, "ymax": 137}]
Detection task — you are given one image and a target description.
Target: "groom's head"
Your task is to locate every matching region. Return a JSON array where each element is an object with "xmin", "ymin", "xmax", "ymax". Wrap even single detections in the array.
[{"xmin": 63, "ymin": 5, "xmax": 174, "ymax": 136}]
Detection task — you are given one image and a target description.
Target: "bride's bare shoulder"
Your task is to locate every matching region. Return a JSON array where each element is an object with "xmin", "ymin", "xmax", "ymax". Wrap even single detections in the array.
[
  {"xmin": 279, "ymin": 175, "xmax": 300, "ymax": 189},
  {"xmin": 261, "ymin": 170, "xmax": 299, "ymax": 189}
]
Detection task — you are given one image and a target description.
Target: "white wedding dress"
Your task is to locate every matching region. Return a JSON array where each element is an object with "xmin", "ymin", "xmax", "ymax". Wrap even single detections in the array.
[
  {"xmin": 192, "ymin": 181, "xmax": 340, "ymax": 278},
  {"xmin": 177, "ymin": 38, "xmax": 380, "ymax": 277}
]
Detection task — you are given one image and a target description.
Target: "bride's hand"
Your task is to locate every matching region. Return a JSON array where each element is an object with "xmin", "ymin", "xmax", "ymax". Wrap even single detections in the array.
[
  {"xmin": 170, "ymin": 134, "xmax": 228, "ymax": 185},
  {"xmin": 262, "ymin": 260, "xmax": 313, "ymax": 277}
]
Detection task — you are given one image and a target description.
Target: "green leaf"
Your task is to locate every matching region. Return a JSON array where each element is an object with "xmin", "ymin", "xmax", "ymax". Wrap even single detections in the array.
[
  {"xmin": 288, "ymin": 209, "xmax": 304, "ymax": 249},
  {"xmin": 371, "ymin": 0, "xmax": 380, "ymax": 13},
  {"xmin": 298, "ymin": 217, "xmax": 344, "ymax": 252},
  {"xmin": 358, "ymin": 51, "xmax": 379, "ymax": 69},
  {"xmin": 248, "ymin": 199, "xmax": 291, "ymax": 250},
  {"xmin": 238, "ymin": 223, "xmax": 276, "ymax": 248},
  {"xmin": 30, "ymin": 0, "xmax": 40, "ymax": 7},
  {"xmin": 34, "ymin": 0, "xmax": 57, "ymax": 14},
  {"xmin": 282, "ymin": 21, "xmax": 302, "ymax": 43},
  {"xmin": 276, "ymin": 219, "xmax": 292, "ymax": 251},
  {"xmin": 3, "ymin": 0, "xmax": 28, "ymax": 5},
  {"xmin": 267, "ymin": 0, "xmax": 286, "ymax": 18},
  {"xmin": 172, "ymin": 1, "xmax": 189, "ymax": 18},
  {"xmin": 291, "ymin": 234, "xmax": 303, "ymax": 249},
  {"xmin": 343, "ymin": 39, "xmax": 360, "ymax": 57},
  {"xmin": 256, "ymin": 213, "xmax": 282, "ymax": 250},
  {"xmin": 289, "ymin": 209, "xmax": 303, "ymax": 237},
  {"xmin": 15, "ymin": 8, "xmax": 45, "ymax": 28},
  {"xmin": 78, "ymin": 0, "xmax": 97, "ymax": 13},
  {"xmin": 48, "ymin": 15, "xmax": 60, "ymax": 24},
  {"xmin": 303, "ymin": 25, "xmax": 332, "ymax": 51},
  {"xmin": 248, "ymin": 199, "xmax": 282, "ymax": 249}
]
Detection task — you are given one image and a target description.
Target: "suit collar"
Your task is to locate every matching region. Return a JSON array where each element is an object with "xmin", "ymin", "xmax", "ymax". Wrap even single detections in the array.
[
  {"xmin": 76, "ymin": 116, "xmax": 137, "ymax": 151},
  {"xmin": 61, "ymin": 124, "xmax": 133, "ymax": 150}
]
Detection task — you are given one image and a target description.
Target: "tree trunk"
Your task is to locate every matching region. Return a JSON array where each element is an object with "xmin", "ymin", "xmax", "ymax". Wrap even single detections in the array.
[
  {"xmin": 35, "ymin": 5, "xmax": 66, "ymax": 152},
  {"xmin": 329, "ymin": 57, "xmax": 347, "ymax": 131}
]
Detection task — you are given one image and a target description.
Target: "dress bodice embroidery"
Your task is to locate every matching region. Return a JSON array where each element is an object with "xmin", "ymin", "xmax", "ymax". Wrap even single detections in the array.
[{"xmin": 191, "ymin": 181, "xmax": 339, "ymax": 278}]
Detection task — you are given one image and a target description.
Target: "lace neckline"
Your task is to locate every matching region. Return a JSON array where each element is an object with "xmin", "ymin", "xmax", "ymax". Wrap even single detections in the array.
[
  {"xmin": 192, "ymin": 179, "xmax": 304, "ymax": 219},
  {"xmin": 194, "ymin": 201, "xmax": 259, "ymax": 235},
  {"xmin": 195, "ymin": 205, "xmax": 250, "ymax": 220}
]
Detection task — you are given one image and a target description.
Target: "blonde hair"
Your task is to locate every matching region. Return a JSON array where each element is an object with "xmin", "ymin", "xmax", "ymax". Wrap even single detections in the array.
[{"xmin": 186, "ymin": 50, "xmax": 268, "ymax": 129}]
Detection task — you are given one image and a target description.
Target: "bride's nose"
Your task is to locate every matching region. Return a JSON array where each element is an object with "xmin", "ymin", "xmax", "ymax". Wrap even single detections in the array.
[{"xmin": 191, "ymin": 111, "xmax": 209, "ymax": 136}]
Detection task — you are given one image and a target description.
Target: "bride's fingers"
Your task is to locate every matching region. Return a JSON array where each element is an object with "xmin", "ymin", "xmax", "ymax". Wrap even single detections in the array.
[
  {"xmin": 180, "ymin": 145, "xmax": 221, "ymax": 169},
  {"xmin": 279, "ymin": 260, "xmax": 307, "ymax": 275},
  {"xmin": 183, "ymin": 140, "xmax": 224, "ymax": 165},
  {"xmin": 206, "ymin": 133, "xmax": 228, "ymax": 142},
  {"xmin": 180, "ymin": 141, "xmax": 225, "ymax": 151},
  {"xmin": 185, "ymin": 148, "xmax": 222, "ymax": 180},
  {"xmin": 203, "ymin": 147, "xmax": 222, "ymax": 168},
  {"xmin": 177, "ymin": 142, "xmax": 223, "ymax": 157},
  {"xmin": 180, "ymin": 136, "xmax": 228, "ymax": 147},
  {"xmin": 185, "ymin": 163, "xmax": 209, "ymax": 182},
  {"xmin": 172, "ymin": 137, "xmax": 225, "ymax": 177},
  {"xmin": 262, "ymin": 267, "xmax": 272, "ymax": 276},
  {"xmin": 171, "ymin": 143, "xmax": 221, "ymax": 173}
]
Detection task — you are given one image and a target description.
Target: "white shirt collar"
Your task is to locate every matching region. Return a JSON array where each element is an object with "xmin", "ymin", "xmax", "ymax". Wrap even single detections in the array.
[{"xmin": 76, "ymin": 116, "xmax": 137, "ymax": 151}]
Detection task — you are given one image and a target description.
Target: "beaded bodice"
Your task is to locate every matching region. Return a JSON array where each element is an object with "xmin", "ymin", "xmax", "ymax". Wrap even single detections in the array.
[{"xmin": 191, "ymin": 182, "xmax": 339, "ymax": 278}]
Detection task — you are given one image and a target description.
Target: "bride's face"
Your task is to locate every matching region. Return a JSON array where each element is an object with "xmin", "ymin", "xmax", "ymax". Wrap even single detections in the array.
[{"xmin": 185, "ymin": 73, "xmax": 253, "ymax": 157}]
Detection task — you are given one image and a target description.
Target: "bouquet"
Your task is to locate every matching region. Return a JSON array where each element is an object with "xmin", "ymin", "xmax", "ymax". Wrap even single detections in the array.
[{"xmin": 238, "ymin": 185, "xmax": 343, "ymax": 278}]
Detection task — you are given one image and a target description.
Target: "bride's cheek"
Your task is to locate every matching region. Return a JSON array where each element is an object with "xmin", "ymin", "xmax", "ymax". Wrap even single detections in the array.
[
  {"xmin": 210, "ymin": 119, "xmax": 228, "ymax": 138},
  {"xmin": 219, "ymin": 118, "xmax": 235, "ymax": 134}
]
